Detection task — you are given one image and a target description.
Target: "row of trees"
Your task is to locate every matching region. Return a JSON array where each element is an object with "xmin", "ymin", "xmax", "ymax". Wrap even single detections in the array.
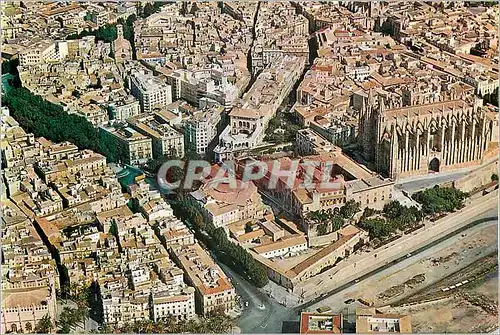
[
  {"xmin": 67, "ymin": 24, "xmax": 118, "ymax": 43},
  {"xmin": 170, "ymin": 199, "xmax": 269, "ymax": 288},
  {"xmin": 412, "ymin": 186, "xmax": 469, "ymax": 216},
  {"xmin": 307, "ymin": 200, "xmax": 362, "ymax": 236},
  {"xmin": 109, "ymin": 309, "xmax": 233, "ymax": 334},
  {"xmin": 1, "ymin": 57, "xmax": 19, "ymax": 76},
  {"xmin": 2, "ymin": 88, "xmax": 130, "ymax": 164},
  {"xmin": 3, "ymin": 88, "xmax": 100, "ymax": 151},
  {"xmin": 27, "ymin": 306, "xmax": 87, "ymax": 334}
]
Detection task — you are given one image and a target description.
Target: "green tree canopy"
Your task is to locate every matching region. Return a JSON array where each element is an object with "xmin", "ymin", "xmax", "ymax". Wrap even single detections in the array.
[
  {"xmin": 35, "ymin": 315, "xmax": 53, "ymax": 333},
  {"xmin": 412, "ymin": 186, "xmax": 469, "ymax": 216},
  {"xmin": 339, "ymin": 200, "xmax": 361, "ymax": 220}
]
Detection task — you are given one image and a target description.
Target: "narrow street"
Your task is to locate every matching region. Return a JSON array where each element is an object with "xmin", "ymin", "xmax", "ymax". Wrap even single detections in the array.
[{"xmin": 395, "ymin": 167, "xmax": 475, "ymax": 193}]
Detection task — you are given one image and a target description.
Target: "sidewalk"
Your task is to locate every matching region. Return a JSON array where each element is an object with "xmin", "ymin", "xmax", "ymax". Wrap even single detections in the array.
[
  {"xmin": 261, "ymin": 278, "xmax": 301, "ymax": 308},
  {"xmin": 298, "ymin": 190, "xmax": 499, "ymax": 300}
]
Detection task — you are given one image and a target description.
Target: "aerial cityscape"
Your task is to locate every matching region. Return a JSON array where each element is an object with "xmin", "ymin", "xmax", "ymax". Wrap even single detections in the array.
[{"xmin": 1, "ymin": 1, "xmax": 498, "ymax": 334}]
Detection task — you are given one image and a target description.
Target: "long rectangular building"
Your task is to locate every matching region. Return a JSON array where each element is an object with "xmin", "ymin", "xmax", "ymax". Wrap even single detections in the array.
[{"xmin": 171, "ymin": 243, "xmax": 236, "ymax": 315}]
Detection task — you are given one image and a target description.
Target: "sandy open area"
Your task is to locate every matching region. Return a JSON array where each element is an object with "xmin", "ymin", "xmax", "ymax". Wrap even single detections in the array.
[{"xmin": 381, "ymin": 273, "xmax": 498, "ymax": 333}]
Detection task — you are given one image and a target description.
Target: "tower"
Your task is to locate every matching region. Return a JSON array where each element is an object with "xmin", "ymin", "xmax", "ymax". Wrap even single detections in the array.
[
  {"xmin": 359, "ymin": 88, "xmax": 378, "ymax": 161},
  {"xmin": 117, "ymin": 24, "xmax": 124, "ymax": 39}
]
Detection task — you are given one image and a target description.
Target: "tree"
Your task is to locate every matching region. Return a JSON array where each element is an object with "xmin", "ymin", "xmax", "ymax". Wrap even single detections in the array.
[
  {"xmin": 109, "ymin": 219, "xmax": 119, "ymax": 237},
  {"xmin": 142, "ymin": 3, "xmax": 155, "ymax": 17},
  {"xmin": 25, "ymin": 322, "xmax": 33, "ymax": 333},
  {"xmin": 492, "ymin": 173, "xmax": 498, "ymax": 182},
  {"xmin": 358, "ymin": 218, "xmax": 392, "ymax": 240},
  {"xmin": 58, "ymin": 307, "xmax": 77, "ymax": 333},
  {"xmin": 331, "ymin": 215, "xmax": 344, "ymax": 231},
  {"xmin": 482, "ymin": 88, "xmax": 499, "ymax": 107},
  {"xmin": 339, "ymin": 200, "xmax": 361, "ymax": 220},
  {"xmin": 3, "ymin": 88, "xmax": 110, "ymax": 159},
  {"xmin": 412, "ymin": 186, "xmax": 468, "ymax": 216},
  {"xmin": 317, "ymin": 223, "xmax": 328, "ymax": 236},
  {"xmin": 361, "ymin": 207, "xmax": 378, "ymax": 219},
  {"xmin": 382, "ymin": 201, "xmax": 404, "ymax": 220},
  {"xmin": 35, "ymin": 315, "xmax": 53, "ymax": 333},
  {"xmin": 244, "ymin": 222, "xmax": 253, "ymax": 233},
  {"xmin": 379, "ymin": 21, "xmax": 392, "ymax": 36}
]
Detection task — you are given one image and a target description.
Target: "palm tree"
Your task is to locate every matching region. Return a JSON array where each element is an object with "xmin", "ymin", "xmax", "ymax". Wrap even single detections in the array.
[
  {"xmin": 35, "ymin": 314, "xmax": 53, "ymax": 333},
  {"xmin": 25, "ymin": 322, "xmax": 33, "ymax": 333}
]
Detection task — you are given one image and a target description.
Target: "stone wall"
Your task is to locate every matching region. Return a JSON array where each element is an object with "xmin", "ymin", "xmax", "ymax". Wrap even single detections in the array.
[
  {"xmin": 308, "ymin": 231, "xmax": 339, "ymax": 247},
  {"xmin": 452, "ymin": 159, "xmax": 498, "ymax": 193}
]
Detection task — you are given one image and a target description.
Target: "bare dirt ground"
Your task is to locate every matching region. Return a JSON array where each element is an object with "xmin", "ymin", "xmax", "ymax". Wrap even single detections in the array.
[
  {"xmin": 379, "ymin": 272, "xmax": 498, "ymax": 333},
  {"xmin": 345, "ymin": 224, "xmax": 498, "ymax": 307}
]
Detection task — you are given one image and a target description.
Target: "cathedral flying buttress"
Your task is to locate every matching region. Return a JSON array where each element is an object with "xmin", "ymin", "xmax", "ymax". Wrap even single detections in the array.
[{"xmin": 360, "ymin": 97, "xmax": 498, "ymax": 180}]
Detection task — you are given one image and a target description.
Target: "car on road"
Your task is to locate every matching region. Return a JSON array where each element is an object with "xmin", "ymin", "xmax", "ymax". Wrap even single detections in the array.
[
  {"xmin": 97, "ymin": 326, "xmax": 103, "ymax": 331},
  {"xmin": 406, "ymin": 253, "xmax": 412, "ymax": 258},
  {"xmin": 245, "ymin": 301, "xmax": 249, "ymax": 307},
  {"xmin": 344, "ymin": 299, "xmax": 355, "ymax": 304},
  {"xmin": 354, "ymin": 279, "xmax": 360, "ymax": 283}
]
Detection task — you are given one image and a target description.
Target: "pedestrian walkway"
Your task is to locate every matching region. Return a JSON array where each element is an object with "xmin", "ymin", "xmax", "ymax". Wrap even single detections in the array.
[{"xmin": 261, "ymin": 279, "xmax": 301, "ymax": 308}]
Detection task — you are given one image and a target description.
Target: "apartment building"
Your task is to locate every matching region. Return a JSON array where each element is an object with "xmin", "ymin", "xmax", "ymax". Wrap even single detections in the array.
[
  {"xmin": 166, "ymin": 68, "xmax": 240, "ymax": 110},
  {"xmin": 90, "ymin": 5, "xmax": 109, "ymax": 26},
  {"xmin": 251, "ymin": 2, "xmax": 309, "ymax": 73},
  {"xmin": 130, "ymin": 72, "xmax": 172, "ymax": 113},
  {"xmin": 99, "ymin": 125, "xmax": 153, "ymax": 165},
  {"xmin": 294, "ymin": 105, "xmax": 358, "ymax": 147},
  {"xmin": 215, "ymin": 55, "xmax": 306, "ymax": 161},
  {"xmin": 108, "ymin": 95, "xmax": 141, "ymax": 121},
  {"xmin": 18, "ymin": 40, "xmax": 68, "ymax": 66},
  {"xmin": 172, "ymin": 243, "xmax": 236, "ymax": 315},
  {"xmin": 1, "ymin": 107, "xmax": 42, "ymax": 169},
  {"xmin": 184, "ymin": 105, "xmax": 223, "ymax": 155},
  {"xmin": 152, "ymin": 286, "xmax": 196, "ymax": 321},
  {"xmin": 296, "ymin": 128, "xmax": 336, "ymax": 156},
  {"xmin": 127, "ymin": 114, "xmax": 184, "ymax": 159},
  {"xmin": 300, "ymin": 312, "xmax": 343, "ymax": 334},
  {"xmin": 35, "ymin": 150, "xmax": 106, "ymax": 183},
  {"xmin": 1, "ymin": 201, "xmax": 59, "ymax": 334},
  {"xmin": 102, "ymin": 291, "xmax": 150, "ymax": 326}
]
